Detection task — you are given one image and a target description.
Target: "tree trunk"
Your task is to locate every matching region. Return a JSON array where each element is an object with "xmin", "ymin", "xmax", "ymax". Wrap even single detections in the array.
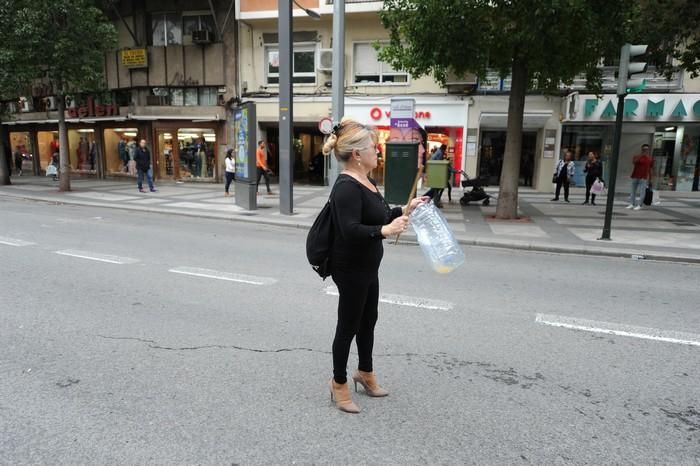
[
  {"xmin": 495, "ymin": 58, "xmax": 528, "ymax": 219},
  {"xmin": 57, "ymin": 94, "xmax": 71, "ymax": 192},
  {"xmin": 0, "ymin": 123, "xmax": 11, "ymax": 185}
]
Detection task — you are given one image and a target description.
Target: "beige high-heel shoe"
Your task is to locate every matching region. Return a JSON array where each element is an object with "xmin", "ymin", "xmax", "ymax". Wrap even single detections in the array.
[
  {"xmin": 329, "ymin": 378, "xmax": 360, "ymax": 413},
  {"xmin": 352, "ymin": 370, "xmax": 389, "ymax": 397}
]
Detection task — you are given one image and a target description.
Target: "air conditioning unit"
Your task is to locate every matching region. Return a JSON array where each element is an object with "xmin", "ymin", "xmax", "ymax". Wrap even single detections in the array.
[
  {"xmin": 44, "ymin": 96, "xmax": 57, "ymax": 111},
  {"xmin": 192, "ymin": 30, "xmax": 212, "ymax": 44},
  {"xmin": 318, "ymin": 49, "xmax": 333, "ymax": 72}
]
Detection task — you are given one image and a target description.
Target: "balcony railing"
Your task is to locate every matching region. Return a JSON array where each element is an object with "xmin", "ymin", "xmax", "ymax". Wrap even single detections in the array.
[{"xmin": 476, "ymin": 66, "xmax": 683, "ymax": 93}]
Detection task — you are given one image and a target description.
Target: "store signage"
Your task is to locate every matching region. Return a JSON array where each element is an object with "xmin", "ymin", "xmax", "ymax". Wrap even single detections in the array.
[
  {"xmin": 572, "ymin": 94, "xmax": 700, "ymax": 122},
  {"xmin": 369, "ymin": 106, "xmax": 432, "ymax": 121},
  {"xmin": 121, "ymin": 48, "xmax": 148, "ymax": 68},
  {"xmin": 65, "ymin": 97, "xmax": 119, "ymax": 118}
]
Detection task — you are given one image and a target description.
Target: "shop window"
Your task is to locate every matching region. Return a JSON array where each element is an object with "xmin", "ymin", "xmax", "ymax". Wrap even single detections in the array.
[
  {"xmin": 265, "ymin": 45, "xmax": 316, "ymax": 85},
  {"xmin": 104, "ymin": 128, "xmax": 139, "ymax": 176},
  {"xmin": 183, "ymin": 13, "xmax": 216, "ymax": 44},
  {"xmin": 151, "ymin": 13, "xmax": 182, "ymax": 46},
  {"xmin": 177, "ymin": 128, "xmax": 217, "ymax": 179},
  {"xmin": 353, "ymin": 42, "xmax": 409, "ymax": 85},
  {"xmin": 69, "ymin": 129, "xmax": 98, "ymax": 173}
]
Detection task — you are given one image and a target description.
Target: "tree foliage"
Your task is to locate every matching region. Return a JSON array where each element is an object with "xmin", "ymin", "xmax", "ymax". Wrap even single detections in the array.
[
  {"xmin": 0, "ymin": 0, "xmax": 117, "ymax": 189},
  {"xmin": 379, "ymin": 0, "xmax": 631, "ymax": 93}
]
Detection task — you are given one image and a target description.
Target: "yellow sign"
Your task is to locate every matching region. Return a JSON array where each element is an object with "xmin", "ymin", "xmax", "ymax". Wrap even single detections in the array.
[{"xmin": 121, "ymin": 48, "xmax": 148, "ymax": 68}]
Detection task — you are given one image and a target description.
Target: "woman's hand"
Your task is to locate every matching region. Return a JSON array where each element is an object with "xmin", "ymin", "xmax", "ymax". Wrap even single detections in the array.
[
  {"xmin": 406, "ymin": 196, "xmax": 430, "ymax": 214},
  {"xmin": 381, "ymin": 215, "xmax": 410, "ymax": 237}
]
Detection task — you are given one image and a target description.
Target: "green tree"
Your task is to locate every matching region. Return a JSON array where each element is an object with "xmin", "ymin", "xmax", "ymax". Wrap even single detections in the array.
[
  {"xmin": 379, "ymin": 0, "xmax": 630, "ymax": 219},
  {"xmin": 6, "ymin": 0, "xmax": 117, "ymax": 191}
]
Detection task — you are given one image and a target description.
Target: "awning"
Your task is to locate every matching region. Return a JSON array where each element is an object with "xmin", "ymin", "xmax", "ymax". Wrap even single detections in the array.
[
  {"xmin": 3, "ymin": 116, "xmax": 128, "ymax": 125},
  {"xmin": 480, "ymin": 111, "xmax": 553, "ymax": 129}
]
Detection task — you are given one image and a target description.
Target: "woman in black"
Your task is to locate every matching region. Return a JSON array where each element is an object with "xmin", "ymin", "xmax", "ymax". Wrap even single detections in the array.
[
  {"xmin": 324, "ymin": 118, "xmax": 427, "ymax": 414},
  {"xmin": 583, "ymin": 151, "xmax": 603, "ymax": 205}
]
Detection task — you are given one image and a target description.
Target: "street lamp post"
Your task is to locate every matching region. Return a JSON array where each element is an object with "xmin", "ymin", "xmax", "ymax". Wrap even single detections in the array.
[
  {"xmin": 278, "ymin": 0, "xmax": 321, "ymax": 215},
  {"xmin": 329, "ymin": 0, "xmax": 345, "ymax": 187}
]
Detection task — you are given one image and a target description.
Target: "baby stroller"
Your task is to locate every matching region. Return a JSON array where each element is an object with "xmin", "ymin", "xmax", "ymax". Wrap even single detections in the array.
[{"xmin": 458, "ymin": 170, "xmax": 492, "ymax": 206}]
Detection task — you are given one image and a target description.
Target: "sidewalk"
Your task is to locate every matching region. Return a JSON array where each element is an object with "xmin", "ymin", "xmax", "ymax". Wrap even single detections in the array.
[{"xmin": 2, "ymin": 176, "xmax": 700, "ymax": 263}]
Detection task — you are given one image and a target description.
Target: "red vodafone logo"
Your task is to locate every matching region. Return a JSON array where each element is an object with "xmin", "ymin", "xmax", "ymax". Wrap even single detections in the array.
[{"xmin": 369, "ymin": 106, "xmax": 431, "ymax": 120}]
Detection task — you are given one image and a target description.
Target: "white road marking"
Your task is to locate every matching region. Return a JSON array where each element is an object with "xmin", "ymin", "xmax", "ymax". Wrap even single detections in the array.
[
  {"xmin": 169, "ymin": 267, "xmax": 277, "ymax": 286},
  {"xmin": 535, "ymin": 313, "xmax": 700, "ymax": 347},
  {"xmin": 0, "ymin": 236, "xmax": 35, "ymax": 247},
  {"xmin": 324, "ymin": 286, "xmax": 453, "ymax": 311},
  {"xmin": 54, "ymin": 250, "xmax": 139, "ymax": 265}
]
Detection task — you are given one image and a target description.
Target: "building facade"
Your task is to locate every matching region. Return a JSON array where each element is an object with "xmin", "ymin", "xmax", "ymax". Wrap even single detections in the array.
[{"xmin": 3, "ymin": 0, "xmax": 236, "ymax": 185}]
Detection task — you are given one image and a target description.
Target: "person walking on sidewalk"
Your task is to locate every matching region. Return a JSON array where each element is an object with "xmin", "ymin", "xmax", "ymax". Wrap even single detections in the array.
[
  {"xmin": 13, "ymin": 146, "xmax": 23, "ymax": 176},
  {"xmin": 224, "ymin": 149, "xmax": 236, "ymax": 197},
  {"xmin": 324, "ymin": 118, "xmax": 427, "ymax": 414},
  {"xmin": 551, "ymin": 151, "xmax": 575, "ymax": 202},
  {"xmin": 583, "ymin": 151, "xmax": 603, "ymax": 205},
  {"xmin": 256, "ymin": 140, "xmax": 273, "ymax": 195},
  {"xmin": 627, "ymin": 144, "xmax": 653, "ymax": 211},
  {"xmin": 134, "ymin": 139, "xmax": 156, "ymax": 193}
]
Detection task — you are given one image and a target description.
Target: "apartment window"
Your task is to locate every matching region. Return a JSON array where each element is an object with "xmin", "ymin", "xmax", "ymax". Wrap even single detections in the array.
[
  {"xmin": 198, "ymin": 87, "xmax": 218, "ymax": 106},
  {"xmin": 353, "ymin": 42, "xmax": 408, "ymax": 84},
  {"xmin": 183, "ymin": 13, "xmax": 216, "ymax": 43},
  {"xmin": 152, "ymin": 13, "xmax": 182, "ymax": 46},
  {"xmin": 265, "ymin": 45, "xmax": 316, "ymax": 85}
]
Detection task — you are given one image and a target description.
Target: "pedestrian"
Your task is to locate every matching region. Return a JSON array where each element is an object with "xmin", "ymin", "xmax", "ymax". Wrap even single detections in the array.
[
  {"xmin": 424, "ymin": 143, "xmax": 447, "ymax": 206},
  {"xmin": 626, "ymin": 143, "xmax": 653, "ymax": 211},
  {"xmin": 323, "ymin": 117, "xmax": 427, "ymax": 414},
  {"xmin": 134, "ymin": 139, "xmax": 156, "ymax": 193},
  {"xmin": 256, "ymin": 140, "xmax": 273, "ymax": 195},
  {"xmin": 224, "ymin": 148, "xmax": 236, "ymax": 197},
  {"xmin": 13, "ymin": 146, "xmax": 23, "ymax": 176},
  {"xmin": 521, "ymin": 154, "xmax": 534, "ymax": 187},
  {"xmin": 551, "ymin": 151, "xmax": 575, "ymax": 202},
  {"xmin": 583, "ymin": 151, "xmax": 603, "ymax": 205}
]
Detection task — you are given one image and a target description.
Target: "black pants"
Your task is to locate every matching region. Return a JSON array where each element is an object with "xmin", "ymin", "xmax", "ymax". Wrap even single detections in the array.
[
  {"xmin": 555, "ymin": 175, "xmax": 570, "ymax": 201},
  {"xmin": 256, "ymin": 167, "xmax": 271, "ymax": 193},
  {"xmin": 332, "ymin": 270, "xmax": 379, "ymax": 384},
  {"xmin": 224, "ymin": 172, "xmax": 235, "ymax": 193},
  {"xmin": 584, "ymin": 175, "xmax": 597, "ymax": 203}
]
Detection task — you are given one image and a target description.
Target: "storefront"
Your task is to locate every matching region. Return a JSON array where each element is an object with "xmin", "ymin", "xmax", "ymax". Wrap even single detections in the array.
[
  {"xmin": 563, "ymin": 93, "xmax": 700, "ymax": 192},
  {"xmin": 3, "ymin": 112, "xmax": 225, "ymax": 183},
  {"xmin": 345, "ymin": 97, "xmax": 469, "ymax": 185}
]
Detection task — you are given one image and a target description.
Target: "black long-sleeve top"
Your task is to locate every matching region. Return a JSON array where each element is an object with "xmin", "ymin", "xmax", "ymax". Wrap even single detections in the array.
[
  {"xmin": 331, "ymin": 174, "xmax": 403, "ymax": 272},
  {"xmin": 584, "ymin": 160, "xmax": 603, "ymax": 179}
]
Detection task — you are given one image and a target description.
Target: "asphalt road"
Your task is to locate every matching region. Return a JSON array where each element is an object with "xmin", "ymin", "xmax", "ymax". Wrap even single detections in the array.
[{"xmin": 1, "ymin": 197, "xmax": 699, "ymax": 465}]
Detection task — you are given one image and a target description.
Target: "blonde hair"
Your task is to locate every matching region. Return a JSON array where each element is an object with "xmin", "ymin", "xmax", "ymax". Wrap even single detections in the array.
[{"xmin": 322, "ymin": 117, "xmax": 374, "ymax": 162}]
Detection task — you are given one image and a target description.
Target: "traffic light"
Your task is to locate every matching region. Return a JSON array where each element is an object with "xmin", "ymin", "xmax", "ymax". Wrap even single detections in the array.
[{"xmin": 617, "ymin": 43, "xmax": 648, "ymax": 95}]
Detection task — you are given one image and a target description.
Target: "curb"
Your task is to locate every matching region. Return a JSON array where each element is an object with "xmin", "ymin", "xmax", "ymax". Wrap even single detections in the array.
[{"xmin": 3, "ymin": 190, "xmax": 700, "ymax": 265}]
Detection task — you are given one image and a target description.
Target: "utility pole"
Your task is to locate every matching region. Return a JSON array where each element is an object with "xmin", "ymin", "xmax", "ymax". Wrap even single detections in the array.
[
  {"xmin": 599, "ymin": 43, "xmax": 647, "ymax": 240},
  {"xmin": 278, "ymin": 0, "xmax": 293, "ymax": 215},
  {"xmin": 328, "ymin": 0, "xmax": 345, "ymax": 187}
]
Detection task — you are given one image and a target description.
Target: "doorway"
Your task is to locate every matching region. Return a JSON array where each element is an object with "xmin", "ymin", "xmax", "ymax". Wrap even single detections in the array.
[{"xmin": 479, "ymin": 131, "xmax": 537, "ymax": 186}]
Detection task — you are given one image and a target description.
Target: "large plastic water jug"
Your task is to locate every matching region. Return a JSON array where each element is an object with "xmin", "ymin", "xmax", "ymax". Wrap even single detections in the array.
[{"xmin": 410, "ymin": 202, "xmax": 465, "ymax": 274}]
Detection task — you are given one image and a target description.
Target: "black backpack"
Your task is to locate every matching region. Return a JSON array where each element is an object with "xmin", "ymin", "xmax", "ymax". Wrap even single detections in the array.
[{"xmin": 306, "ymin": 179, "xmax": 343, "ymax": 279}]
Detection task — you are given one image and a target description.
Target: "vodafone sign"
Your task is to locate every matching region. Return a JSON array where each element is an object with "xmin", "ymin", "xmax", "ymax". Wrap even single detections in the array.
[{"xmin": 369, "ymin": 106, "xmax": 431, "ymax": 121}]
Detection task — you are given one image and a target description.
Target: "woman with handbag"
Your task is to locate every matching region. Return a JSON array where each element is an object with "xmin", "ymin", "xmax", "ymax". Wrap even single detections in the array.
[
  {"xmin": 583, "ymin": 151, "xmax": 603, "ymax": 205},
  {"xmin": 323, "ymin": 118, "xmax": 427, "ymax": 414}
]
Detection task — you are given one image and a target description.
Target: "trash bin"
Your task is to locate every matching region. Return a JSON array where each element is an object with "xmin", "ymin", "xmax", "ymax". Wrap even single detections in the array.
[
  {"xmin": 384, "ymin": 142, "xmax": 418, "ymax": 204},
  {"xmin": 426, "ymin": 160, "xmax": 449, "ymax": 188}
]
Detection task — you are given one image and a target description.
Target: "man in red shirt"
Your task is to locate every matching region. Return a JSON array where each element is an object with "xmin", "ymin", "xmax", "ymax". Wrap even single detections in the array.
[{"xmin": 627, "ymin": 143, "xmax": 653, "ymax": 210}]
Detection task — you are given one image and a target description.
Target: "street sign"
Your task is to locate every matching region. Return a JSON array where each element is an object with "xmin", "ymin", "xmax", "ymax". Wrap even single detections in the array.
[{"xmin": 319, "ymin": 117, "xmax": 333, "ymax": 135}]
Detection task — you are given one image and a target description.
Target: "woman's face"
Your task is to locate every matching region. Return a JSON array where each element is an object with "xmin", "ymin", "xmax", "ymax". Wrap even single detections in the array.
[{"xmin": 354, "ymin": 136, "xmax": 378, "ymax": 171}]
